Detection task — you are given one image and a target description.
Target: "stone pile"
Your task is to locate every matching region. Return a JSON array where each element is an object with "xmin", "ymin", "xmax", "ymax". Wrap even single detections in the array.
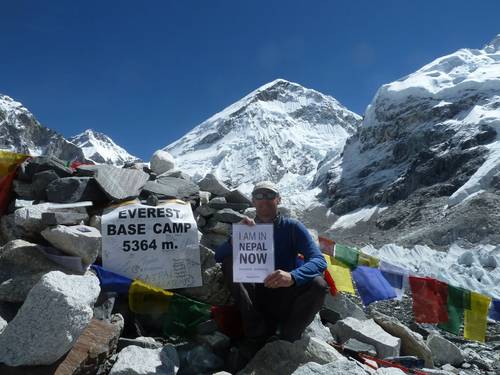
[{"xmin": 0, "ymin": 151, "xmax": 497, "ymax": 374}]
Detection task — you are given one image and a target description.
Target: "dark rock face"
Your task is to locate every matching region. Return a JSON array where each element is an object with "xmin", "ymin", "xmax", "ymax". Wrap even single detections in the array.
[{"xmin": 46, "ymin": 177, "xmax": 107, "ymax": 204}]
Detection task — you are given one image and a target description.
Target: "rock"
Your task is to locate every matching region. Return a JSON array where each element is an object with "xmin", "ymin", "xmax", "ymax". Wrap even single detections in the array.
[
  {"xmin": 197, "ymin": 215, "xmax": 207, "ymax": 228},
  {"xmin": 89, "ymin": 165, "xmax": 150, "ymax": 202},
  {"xmin": 457, "ymin": 251, "xmax": 474, "ymax": 267},
  {"xmin": 244, "ymin": 207, "xmax": 257, "ymax": 219},
  {"xmin": 0, "ymin": 271, "xmax": 100, "ymax": 366},
  {"xmin": 212, "ymin": 208, "xmax": 246, "ymax": 223},
  {"xmin": 142, "ymin": 177, "xmax": 199, "ymax": 201},
  {"xmin": 157, "ymin": 169, "xmax": 192, "ymax": 182},
  {"xmin": 0, "ymin": 240, "xmax": 69, "ymax": 302},
  {"xmin": 198, "ymin": 173, "xmax": 231, "ymax": 197},
  {"xmin": 344, "ymin": 338, "xmax": 377, "ymax": 357},
  {"xmin": 117, "ymin": 337, "xmax": 164, "ymax": 351},
  {"xmin": 209, "ymin": 201, "xmax": 251, "ymax": 211},
  {"xmin": 291, "ymin": 358, "xmax": 368, "ymax": 375},
  {"xmin": 331, "ymin": 317, "xmax": 401, "ymax": 359},
  {"xmin": 41, "ymin": 225, "xmax": 101, "ymax": 266},
  {"xmin": 322, "ymin": 293, "xmax": 367, "ymax": 323},
  {"xmin": 93, "ymin": 291, "xmax": 116, "ymax": 321},
  {"xmin": 17, "ymin": 156, "xmax": 73, "ymax": 181},
  {"xmin": 199, "ymin": 191, "xmax": 211, "ymax": 205},
  {"xmin": 13, "ymin": 203, "xmax": 52, "ymax": 233},
  {"xmin": 177, "ymin": 344, "xmax": 224, "ymax": 375},
  {"xmin": 302, "ymin": 313, "xmax": 332, "ymax": 343},
  {"xmin": 89, "ymin": 215, "xmax": 102, "ymax": 231},
  {"xmin": 32, "ymin": 169, "xmax": 61, "ymax": 200},
  {"xmin": 196, "ymin": 319, "xmax": 218, "ymax": 335},
  {"xmin": 478, "ymin": 253, "xmax": 496, "ymax": 268},
  {"xmin": 376, "ymin": 368, "xmax": 407, "ymax": 374},
  {"xmin": 12, "ymin": 179, "xmax": 37, "ymax": 200},
  {"xmin": 196, "ymin": 204, "xmax": 217, "ymax": 217},
  {"xmin": 201, "ymin": 233, "xmax": 229, "ymax": 250},
  {"xmin": 109, "ymin": 345, "xmax": 179, "ymax": 375},
  {"xmin": 196, "ymin": 331, "xmax": 230, "ymax": 352},
  {"xmin": 204, "ymin": 219, "xmax": 232, "ymax": 236},
  {"xmin": 239, "ymin": 337, "xmax": 344, "ymax": 375},
  {"xmin": 41, "ymin": 211, "xmax": 89, "ymax": 226},
  {"xmin": 225, "ymin": 189, "xmax": 252, "ymax": 205},
  {"xmin": 53, "ymin": 315, "xmax": 124, "ymax": 375},
  {"xmin": 176, "ymin": 264, "xmax": 230, "ymax": 306},
  {"xmin": 440, "ymin": 364, "xmax": 459, "ymax": 374},
  {"xmin": 199, "ymin": 244, "xmax": 217, "ymax": 269},
  {"xmin": 46, "ymin": 177, "xmax": 106, "ymax": 203},
  {"xmin": 150, "ymin": 150, "xmax": 175, "ymax": 175},
  {"xmin": 0, "ymin": 316, "xmax": 6, "ymax": 334},
  {"xmin": 427, "ymin": 332, "xmax": 464, "ymax": 367},
  {"xmin": 372, "ymin": 311, "xmax": 433, "ymax": 368}
]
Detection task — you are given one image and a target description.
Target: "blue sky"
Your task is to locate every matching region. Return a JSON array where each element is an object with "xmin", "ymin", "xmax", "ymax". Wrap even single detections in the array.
[{"xmin": 1, "ymin": 1, "xmax": 499, "ymax": 160}]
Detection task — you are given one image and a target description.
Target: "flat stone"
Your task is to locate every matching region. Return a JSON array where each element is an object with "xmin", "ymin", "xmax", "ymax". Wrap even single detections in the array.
[
  {"xmin": 46, "ymin": 177, "xmax": 106, "ymax": 203},
  {"xmin": 150, "ymin": 150, "xmax": 175, "ymax": 175},
  {"xmin": 41, "ymin": 225, "xmax": 101, "ymax": 266},
  {"xmin": 117, "ymin": 337, "xmax": 163, "ymax": 351},
  {"xmin": 331, "ymin": 317, "xmax": 401, "ymax": 359},
  {"xmin": 372, "ymin": 311, "xmax": 433, "ymax": 368},
  {"xmin": 427, "ymin": 332, "xmax": 464, "ymax": 367},
  {"xmin": 239, "ymin": 337, "xmax": 344, "ymax": 375},
  {"xmin": 196, "ymin": 205, "xmax": 217, "ymax": 217},
  {"xmin": 212, "ymin": 208, "xmax": 246, "ymax": 223},
  {"xmin": 53, "ymin": 315, "xmax": 124, "ymax": 375},
  {"xmin": 199, "ymin": 191, "xmax": 211, "ymax": 205},
  {"xmin": 109, "ymin": 345, "xmax": 179, "ymax": 375},
  {"xmin": 13, "ymin": 203, "xmax": 52, "ymax": 233},
  {"xmin": 440, "ymin": 364, "xmax": 460, "ymax": 374},
  {"xmin": 225, "ymin": 189, "xmax": 252, "ymax": 205},
  {"xmin": 17, "ymin": 156, "xmax": 73, "ymax": 181},
  {"xmin": 322, "ymin": 293, "xmax": 367, "ymax": 323},
  {"xmin": 32, "ymin": 170, "xmax": 60, "ymax": 200},
  {"xmin": 198, "ymin": 174, "xmax": 231, "ymax": 197},
  {"xmin": 0, "ymin": 240, "xmax": 69, "ymax": 302},
  {"xmin": 292, "ymin": 359, "xmax": 368, "ymax": 375},
  {"xmin": 41, "ymin": 211, "xmax": 89, "ymax": 226},
  {"xmin": 143, "ymin": 177, "xmax": 199, "ymax": 200},
  {"xmin": 0, "ymin": 271, "xmax": 100, "ymax": 366},
  {"xmin": 88, "ymin": 165, "xmax": 150, "ymax": 202},
  {"xmin": 157, "ymin": 169, "xmax": 192, "ymax": 182},
  {"xmin": 13, "ymin": 179, "xmax": 37, "ymax": 200},
  {"xmin": 204, "ymin": 218, "xmax": 232, "ymax": 235},
  {"xmin": 344, "ymin": 338, "xmax": 377, "ymax": 357},
  {"xmin": 302, "ymin": 313, "xmax": 333, "ymax": 343}
]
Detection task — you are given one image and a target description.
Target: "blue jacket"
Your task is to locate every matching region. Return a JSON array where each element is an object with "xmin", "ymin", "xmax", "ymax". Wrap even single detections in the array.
[{"xmin": 215, "ymin": 216, "xmax": 327, "ymax": 286}]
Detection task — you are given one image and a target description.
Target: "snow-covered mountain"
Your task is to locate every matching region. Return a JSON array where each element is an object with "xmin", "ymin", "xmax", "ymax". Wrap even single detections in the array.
[
  {"xmin": 69, "ymin": 129, "xmax": 140, "ymax": 166},
  {"xmin": 319, "ymin": 35, "xmax": 500, "ymax": 248},
  {"xmin": 165, "ymin": 79, "xmax": 361, "ymax": 209},
  {"xmin": 0, "ymin": 95, "xmax": 85, "ymax": 161}
]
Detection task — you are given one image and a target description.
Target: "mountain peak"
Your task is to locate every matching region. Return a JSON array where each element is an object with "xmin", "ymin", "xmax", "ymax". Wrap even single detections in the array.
[{"xmin": 484, "ymin": 34, "xmax": 500, "ymax": 53}]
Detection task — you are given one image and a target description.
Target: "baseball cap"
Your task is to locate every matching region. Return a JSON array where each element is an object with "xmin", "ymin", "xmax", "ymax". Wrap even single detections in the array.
[{"xmin": 252, "ymin": 181, "xmax": 279, "ymax": 194}]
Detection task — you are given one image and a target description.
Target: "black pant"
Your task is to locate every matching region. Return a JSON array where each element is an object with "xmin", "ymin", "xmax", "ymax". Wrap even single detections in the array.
[{"xmin": 222, "ymin": 257, "xmax": 329, "ymax": 342}]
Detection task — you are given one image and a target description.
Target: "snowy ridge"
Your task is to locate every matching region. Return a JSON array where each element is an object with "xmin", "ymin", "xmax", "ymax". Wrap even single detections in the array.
[
  {"xmin": 165, "ymin": 79, "xmax": 361, "ymax": 210},
  {"xmin": 69, "ymin": 129, "xmax": 139, "ymax": 166}
]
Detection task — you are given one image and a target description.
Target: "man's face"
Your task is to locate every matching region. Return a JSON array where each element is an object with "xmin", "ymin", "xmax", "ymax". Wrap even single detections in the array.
[{"xmin": 252, "ymin": 189, "xmax": 281, "ymax": 218}]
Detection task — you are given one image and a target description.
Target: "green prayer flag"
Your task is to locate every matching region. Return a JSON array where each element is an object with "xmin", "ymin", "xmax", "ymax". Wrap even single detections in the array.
[
  {"xmin": 335, "ymin": 244, "xmax": 359, "ymax": 269},
  {"xmin": 438, "ymin": 285, "xmax": 470, "ymax": 335},
  {"xmin": 162, "ymin": 294, "xmax": 211, "ymax": 336}
]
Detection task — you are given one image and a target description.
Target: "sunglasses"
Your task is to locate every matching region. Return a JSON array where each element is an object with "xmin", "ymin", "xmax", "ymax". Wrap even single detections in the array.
[{"xmin": 252, "ymin": 191, "xmax": 278, "ymax": 200}]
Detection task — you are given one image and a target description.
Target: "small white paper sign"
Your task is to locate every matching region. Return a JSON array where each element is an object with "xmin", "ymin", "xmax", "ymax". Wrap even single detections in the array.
[
  {"xmin": 232, "ymin": 224, "xmax": 274, "ymax": 283},
  {"xmin": 101, "ymin": 201, "xmax": 202, "ymax": 289}
]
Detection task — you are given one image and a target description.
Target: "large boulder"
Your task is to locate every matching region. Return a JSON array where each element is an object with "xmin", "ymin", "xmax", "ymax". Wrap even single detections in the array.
[
  {"xmin": 0, "ymin": 271, "xmax": 100, "ymax": 366},
  {"xmin": 331, "ymin": 317, "xmax": 400, "ymax": 359},
  {"xmin": 302, "ymin": 313, "xmax": 333, "ymax": 343},
  {"xmin": 13, "ymin": 203, "xmax": 52, "ymax": 234},
  {"xmin": 292, "ymin": 358, "xmax": 372, "ymax": 375},
  {"xmin": 109, "ymin": 345, "xmax": 179, "ymax": 375},
  {"xmin": 150, "ymin": 150, "xmax": 176, "ymax": 175},
  {"xmin": 372, "ymin": 311, "xmax": 433, "ymax": 368},
  {"xmin": 198, "ymin": 174, "xmax": 231, "ymax": 197},
  {"xmin": 239, "ymin": 337, "xmax": 344, "ymax": 375},
  {"xmin": 46, "ymin": 177, "xmax": 106, "ymax": 203},
  {"xmin": 142, "ymin": 178, "xmax": 199, "ymax": 201},
  {"xmin": 17, "ymin": 156, "xmax": 73, "ymax": 181},
  {"xmin": 427, "ymin": 332, "xmax": 464, "ymax": 367},
  {"xmin": 321, "ymin": 293, "xmax": 367, "ymax": 323},
  {"xmin": 41, "ymin": 225, "xmax": 101, "ymax": 266}
]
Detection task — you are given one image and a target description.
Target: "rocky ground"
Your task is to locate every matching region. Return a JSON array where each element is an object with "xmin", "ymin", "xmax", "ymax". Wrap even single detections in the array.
[{"xmin": 0, "ymin": 152, "xmax": 498, "ymax": 374}]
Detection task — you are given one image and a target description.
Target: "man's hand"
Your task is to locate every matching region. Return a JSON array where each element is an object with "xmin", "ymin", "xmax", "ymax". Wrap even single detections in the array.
[
  {"xmin": 264, "ymin": 270, "xmax": 294, "ymax": 288},
  {"xmin": 239, "ymin": 216, "xmax": 255, "ymax": 226}
]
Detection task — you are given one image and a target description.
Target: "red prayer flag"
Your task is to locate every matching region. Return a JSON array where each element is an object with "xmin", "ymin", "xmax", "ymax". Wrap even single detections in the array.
[
  {"xmin": 409, "ymin": 276, "xmax": 448, "ymax": 323},
  {"xmin": 324, "ymin": 267, "xmax": 338, "ymax": 296}
]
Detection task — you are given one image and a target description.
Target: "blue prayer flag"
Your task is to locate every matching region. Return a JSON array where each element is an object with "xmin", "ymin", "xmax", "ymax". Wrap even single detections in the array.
[
  {"xmin": 489, "ymin": 299, "xmax": 500, "ymax": 321},
  {"xmin": 352, "ymin": 266, "xmax": 397, "ymax": 306},
  {"xmin": 91, "ymin": 264, "xmax": 133, "ymax": 294}
]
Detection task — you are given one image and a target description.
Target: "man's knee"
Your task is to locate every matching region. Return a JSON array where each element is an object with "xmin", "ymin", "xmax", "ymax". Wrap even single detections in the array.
[{"xmin": 309, "ymin": 276, "xmax": 329, "ymax": 296}]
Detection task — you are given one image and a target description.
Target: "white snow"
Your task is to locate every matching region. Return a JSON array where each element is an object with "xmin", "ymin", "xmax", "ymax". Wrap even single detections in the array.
[
  {"xmin": 331, "ymin": 205, "xmax": 388, "ymax": 230},
  {"xmin": 361, "ymin": 242, "xmax": 500, "ymax": 300}
]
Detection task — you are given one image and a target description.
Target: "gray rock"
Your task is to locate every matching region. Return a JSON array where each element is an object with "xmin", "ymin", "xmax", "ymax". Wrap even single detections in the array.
[
  {"xmin": 225, "ymin": 189, "xmax": 252, "ymax": 205},
  {"xmin": 31, "ymin": 169, "xmax": 60, "ymax": 200},
  {"xmin": 150, "ymin": 150, "xmax": 176, "ymax": 175},
  {"xmin": 440, "ymin": 364, "xmax": 460, "ymax": 374},
  {"xmin": 196, "ymin": 204, "xmax": 217, "ymax": 217},
  {"xmin": 331, "ymin": 317, "xmax": 401, "ymax": 359},
  {"xmin": 89, "ymin": 215, "xmax": 102, "ymax": 231},
  {"xmin": 196, "ymin": 331, "xmax": 230, "ymax": 352},
  {"xmin": 200, "ymin": 244, "xmax": 217, "ymax": 269},
  {"xmin": 213, "ymin": 208, "xmax": 246, "ymax": 223},
  {"xmin": 205, "ymin": 218, "xmax": 232, "ymax": 236},
  {"xmin": 176, "ymin": 264, "xmax": 230, "ymax": 306},
  {"xmin": 117, "ymin": 337, "xmax": 163, "ymax": 351},
  {"xmin": 196, "ymin": 319, "xmax": 218, "ymax": 335},
  {"xmin": 458, "ymin": 251, "xmax": 474, "ymax": 267},
  {"xmin": 209, "ymin": 202, "xmax": 251, "ymax": 211},
  {"xmin": 0, "ymin": 239, "xmax": 69, "ymax": 302},
  {"xmin": 42, "ymin": 211, "xmax": 89, "ymax": 226},
  {"xmin": 239, "ymin": 337, "xmax": 344, "ymax": 375},
  {"xmin": 244, "ymin": 207, "xmax": 257, "ymax": 219},
  {"xmin": 198, "ymin": 173, "xmax": 231, "ymax": 197},
  {"xmin": 13, "ymin": 203, "xmax": 52, "ymax": 233},
  {"xmin": 90, "ymin": 165, "xmax": 150, "ymax": 202},
  {"xmin": 0, "ymin": 315, "xmax": 6, "ymax": 334},
  {"xmin": 478, "ymin": 253, "xmax": 496, "ymax": 268},
  {"xmin": 18, "ymin": 156, "xmax": 73, "ymax": 181},
  {"xmin": 372, "ymin": 311, "xmax": 433, "ymax": 368},
  {"xmin": 109, "ymin": 345, "xmax": 179, "ymax": 375},
  {"xmin": 199, "ymin": 191, "xmax": 211, "ymax": 205},
  {"xmin": 291, "ymin": 359, "xmax": 368, "ymax": 375},
  {"xmin": 323, "ymin": 293, "xmax": 367, "ymax": 322},
  {"xmin": 12, "ymin": 179, "xmax": 37, "ymax": 200},
  {"xmin": 46, "ymin": 177, "xmax": 106, "ymax": 203},
  {"xmin": 143, "ymin": 177, "xmax": 199, "ymax": 201},
  {"xmin": 0, "ymin": 271, "xmax": 100, "ymax": 366},
  {"xmin": 344, "ymin": 338, "xmax": 377, "ymax": 357},
  {"xmin": 178, "ymin": 344, "xmax": 224, "ymax": 375},
  {"xmin": 201, "ymin": 233, "xmax": 229, "ymax": 250},
  {"xmin": 157, "ymin": 169, "xmax": 192, "ymax": 182},
  {"xmin": 427, "ymin": 333, "xmax": 464, "ymax": 367},
  {"xmin": 41, "ymin": 225, "xmax": 101, "ymax": 265},
  {"xmin": 303, "ymin": 313, "xmax": 332, "ymax": 343},
  {"xmin": 197, "ymin": 215, "xmax": 207, "ymax": 228}
]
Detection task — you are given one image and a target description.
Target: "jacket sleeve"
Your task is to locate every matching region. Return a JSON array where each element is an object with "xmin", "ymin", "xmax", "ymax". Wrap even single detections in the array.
[
  {"xmin": 215, "ymin": 237, "xmax": 232, "ymax": 263},
  {"xmin": 289, "ymin": 221, "xmax": 327, "ymax": 286}
]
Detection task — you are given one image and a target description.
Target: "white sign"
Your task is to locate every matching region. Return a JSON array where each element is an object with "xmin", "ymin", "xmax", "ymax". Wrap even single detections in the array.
[
  {"xmin": 232, "ymin": 224, "xmax": 274, "ymax": 283},
  {"xmin": 101, "ymin": 201, "xmax": 202, "ymax": 289}
]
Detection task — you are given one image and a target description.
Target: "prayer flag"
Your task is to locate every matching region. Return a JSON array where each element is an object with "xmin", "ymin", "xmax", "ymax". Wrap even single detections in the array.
[
  {"xmin": 409, "ymin": 276, "xmax": 448, "ymax": 323},
  {"xmin": 464, "ymin": 292, "xmax": 491, "ymax": 343},
  {"xmin": 357, "ymin": 252, "xmax": 380, "ymax": 268},
  {"xmin": 380, "ymin": 261, "xmax": 407, "ymax": 301},
  {"xmin": 319, "ymin": 236, "xmax": 335, "ymax": 256},
  {"xmin": 91, "ymin": 264, "xmax": 132, "ymax": 294},
  {"xmin": 162, "ymin": 293, "xmax": 212, "ymax": 336},
  {"xmin": 0, "ymin": 151, "xmax": 29, "ymax": 215},
  {"xmin": 438, "ymin": 285, "xmax": 470, "ymax": 335},
  {"xmin": 334, "ymin": 244, "xmax": 359, "ymax": 269},
  {"xmin": 352, "ymin": 266, "xmax": 396, "ymax": 306},
  {"xmin": 489, "ymin": 299, "xmax": 500, "ymax": 321},
  {"xmin": 129, "ymin": 279, "xmax": 174, "ymax": 314},
  {"xmin": 325, "ymin": 255, "xmax": 355, "ymax": 294}
]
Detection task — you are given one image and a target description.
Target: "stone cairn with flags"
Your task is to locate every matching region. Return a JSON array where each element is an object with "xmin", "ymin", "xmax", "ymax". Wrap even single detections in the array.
[{"xmin": 0, "ymin": 149, "xmax": 498, "ymax": 375}]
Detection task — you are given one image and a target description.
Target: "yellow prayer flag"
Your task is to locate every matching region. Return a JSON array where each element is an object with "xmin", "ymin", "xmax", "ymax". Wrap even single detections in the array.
[
  {"xmin": 358, "ymin": 252, "xmax": 380, "ymax": 268},
  {"xmin": 0, "ymin": 150, "xmax": 29, "ymax": 176},
  {"xmin": 464, "ymin": 292, "xmax": 491, "ymax": 342},
  {"xmin": 129, "ymin": 279, "xmax": 174, "ymax": 315},
  {"xmin": 324, "ymin": 255, "xmax": 355, "ymax": 294}
]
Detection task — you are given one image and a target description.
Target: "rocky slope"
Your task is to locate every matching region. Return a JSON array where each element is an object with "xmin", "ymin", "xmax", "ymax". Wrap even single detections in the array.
[
  {"xmin": 165, "ymin": 79, "xmax": 361, "ymax": 210},
  {"xmin": 317, "ymin": 35, "xmax": 500, "ymax": 249}
]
